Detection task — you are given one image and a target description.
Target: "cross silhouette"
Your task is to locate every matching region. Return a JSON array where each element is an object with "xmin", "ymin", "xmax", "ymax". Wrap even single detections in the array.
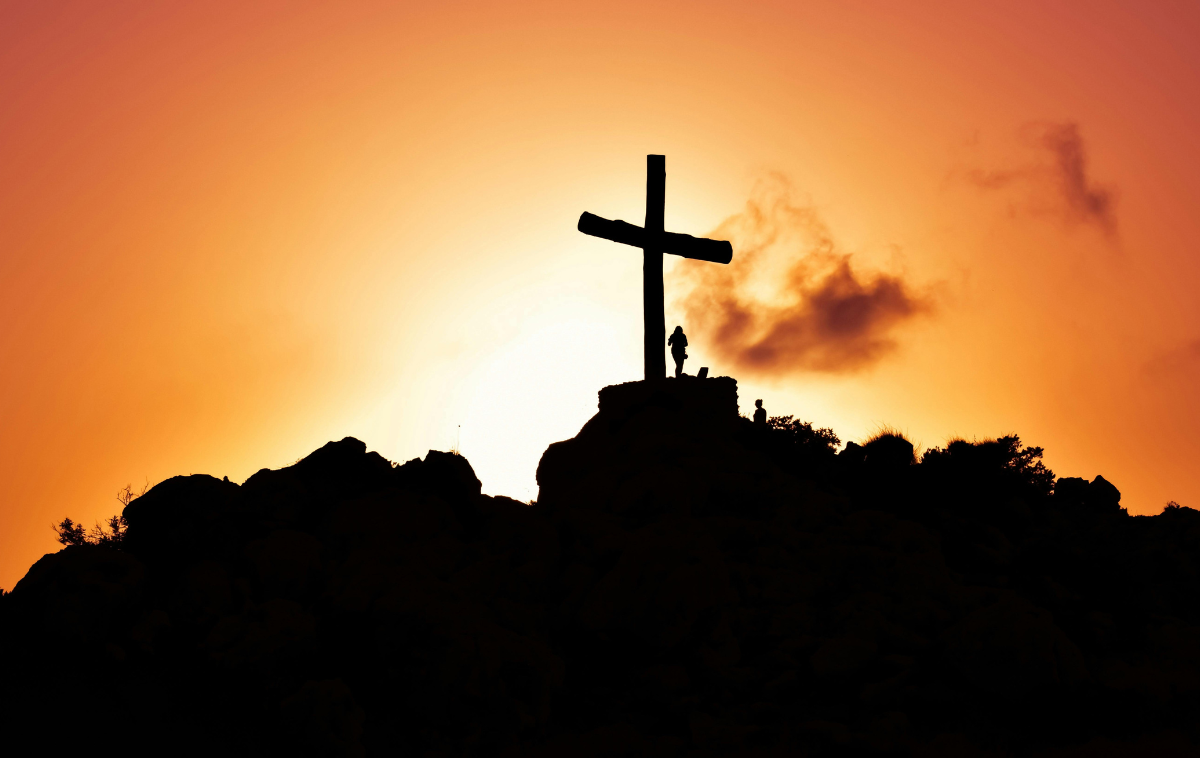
[{"xmin": 578, "ymin": 155, "xmax": 733, "ymax": 381}]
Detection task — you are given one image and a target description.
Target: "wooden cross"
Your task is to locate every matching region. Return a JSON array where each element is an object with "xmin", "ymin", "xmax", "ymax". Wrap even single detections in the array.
[{"xmin": 578, "ymin": 155, "xmax": 733, "ymax": 381}]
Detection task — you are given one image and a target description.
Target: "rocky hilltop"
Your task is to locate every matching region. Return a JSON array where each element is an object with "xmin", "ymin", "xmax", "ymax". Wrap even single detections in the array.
[{"xmin": 2, "ymin": 377, "xmax": 1199, "ymax": 756}]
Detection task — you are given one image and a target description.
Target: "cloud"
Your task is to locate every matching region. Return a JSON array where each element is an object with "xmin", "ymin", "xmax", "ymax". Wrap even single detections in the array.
[
  {"xmin": 1040, "ymin": 123, "xmax": 1117, "ymax": 230},
  {"xmin": 671, "ymin": 177, "xmax": 931, "ymax": 377},
  {"xmin": 1142, "ymin": 338, "xmax": 1200, "ymax": 378},
  {"xmin": 966, "ymin": 122, "xmax": 1117, "ymax": 235}
]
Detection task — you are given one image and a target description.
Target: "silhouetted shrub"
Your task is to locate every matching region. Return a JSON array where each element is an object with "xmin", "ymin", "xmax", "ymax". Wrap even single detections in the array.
[
  {"xmin": 53, "ymin": 514, "xmax": 129, "ymax": 548},
  {"xmin": 766, "ymin": 415, "xmax": 840, "ymax": 452},
  {"xmin": 862, "ymin": 430, "xmax": 916, "ymax": 470},
  {"xmin": 922, "ymin": 435, "xmax": 1055, "ymax": 495},
  {"xmin": 997, "ymin": 436, "xmax": 1055, "ymax": 493},
  {"xmin": 51, "ymin": 483, "xmax": 142, "ymax": 548},
  {"xmin": 758, "ymin": 415, "xmax": 841, "ymax": 481},
  {"xmin": 52, "ymin": 517, "xmax": 89, "ymax": 547},
  {"xmin": 863, "ymin": 425, "xmax": 909, "ymax": 445}
]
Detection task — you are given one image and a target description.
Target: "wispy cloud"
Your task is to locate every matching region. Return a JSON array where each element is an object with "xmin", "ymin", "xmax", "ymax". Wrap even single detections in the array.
[
  {"xmin": 1142, "ymin": 338, "xmax": 1200, "ymax": 378},
  {"xmin": 672, "ymin": 176, "xmax": 931, "ymax": 377},
  {"xmin": 966, "ymin": 122, "xmax": 1117, "ymax": 235}
]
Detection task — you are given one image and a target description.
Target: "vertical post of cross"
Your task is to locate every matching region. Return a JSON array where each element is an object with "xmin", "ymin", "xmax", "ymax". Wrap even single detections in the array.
[{"xmin": 644, "ymin": 155, "xmax": 666, "ymax": 381}]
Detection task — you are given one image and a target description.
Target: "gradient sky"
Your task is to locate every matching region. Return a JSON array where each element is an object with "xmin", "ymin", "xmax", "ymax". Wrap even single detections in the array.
[{"xmin": 4, "ymin": 0, "xmax": 1200, "ymax": 589}]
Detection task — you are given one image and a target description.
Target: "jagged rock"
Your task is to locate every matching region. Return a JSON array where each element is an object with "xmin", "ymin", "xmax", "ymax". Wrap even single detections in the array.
[
  {"xmin": 1089, "ymin": 474, "xmax": 1122, "ymax": 511},
  {"xmin": 123, "ymin": 473, "xmax": 241, "ymax": 568},
  {"xmin": 942, "ymin": 592, "xmax": 1088, "ymax": 697},
  {"xmin": 810, "ymin": 636, "xmax": 879, "ymax": 676},
  {"xmin": 7, "ymin": 544, "xmax": 144, "ymax": 649},
  {"xmin": 279, "ymin": 679, "xmax": 366, "ymax": 758},
  {"xmin": 1055, "ymin": 474, "xmax": 1123, "ymax": 514}
]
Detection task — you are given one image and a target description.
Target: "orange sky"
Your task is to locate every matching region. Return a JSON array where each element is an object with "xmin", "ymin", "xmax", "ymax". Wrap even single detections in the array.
[{"xmin": 4, "ymin": 0, "xmax": 1200, "ymax": 589}]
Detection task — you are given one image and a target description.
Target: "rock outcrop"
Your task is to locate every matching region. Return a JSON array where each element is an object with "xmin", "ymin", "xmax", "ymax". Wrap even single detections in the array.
[{"xmin": 2, "ymin": 377, "xmax": 1199, "ymax": 756}]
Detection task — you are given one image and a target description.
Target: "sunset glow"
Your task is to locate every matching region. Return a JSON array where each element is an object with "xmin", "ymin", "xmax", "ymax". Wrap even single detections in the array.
[{"xmin": 4, "ymin": 1, "xmax": 1200, "ymax": 589}]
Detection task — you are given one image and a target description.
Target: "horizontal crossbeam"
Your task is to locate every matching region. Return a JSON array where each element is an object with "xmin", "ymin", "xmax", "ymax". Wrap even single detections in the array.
[{"xmin": 578, "ymin": 212, "xmax": 733, "ymax": 265}]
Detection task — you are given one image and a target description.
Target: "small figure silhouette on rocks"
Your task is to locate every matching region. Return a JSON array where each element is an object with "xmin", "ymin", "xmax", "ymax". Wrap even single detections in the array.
[
  {"xmin": 753, "ymin": 399, "xmax": 767, "ymax": 425},
  {"xmin": 668, "ymin": 326, "xmax": 688, "ymax": 378}
]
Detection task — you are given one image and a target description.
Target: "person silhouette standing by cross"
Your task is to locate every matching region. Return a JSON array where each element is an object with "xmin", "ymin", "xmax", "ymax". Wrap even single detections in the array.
[
  {"xmin": 668, "ymin": 326, "xmax": 688, "ymax": 378},
  {"xmin": 753, "ymin": 399, "xmax": 767, "ymax": 425}
]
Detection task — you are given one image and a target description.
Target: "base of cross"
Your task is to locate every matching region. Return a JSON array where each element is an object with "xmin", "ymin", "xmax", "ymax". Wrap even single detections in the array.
[
  {"xmin": 535, "ymin": 374, "xmax": 743, "ymax": 498},
  {"xmin": 596, "ymin": 374, "xmax": 741, "ymax": 429}
]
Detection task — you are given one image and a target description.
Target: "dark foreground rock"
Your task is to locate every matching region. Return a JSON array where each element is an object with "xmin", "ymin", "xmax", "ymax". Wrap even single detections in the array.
[{"xmin": 3, "ymin": 377, "xmax": 1200, "ymax": 756}]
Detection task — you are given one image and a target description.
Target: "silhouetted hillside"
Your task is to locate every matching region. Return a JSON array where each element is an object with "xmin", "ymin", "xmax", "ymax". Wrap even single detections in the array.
[{"xmin": 3, "ymin": 377, "xmax": 1199, "ymax": 756}]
